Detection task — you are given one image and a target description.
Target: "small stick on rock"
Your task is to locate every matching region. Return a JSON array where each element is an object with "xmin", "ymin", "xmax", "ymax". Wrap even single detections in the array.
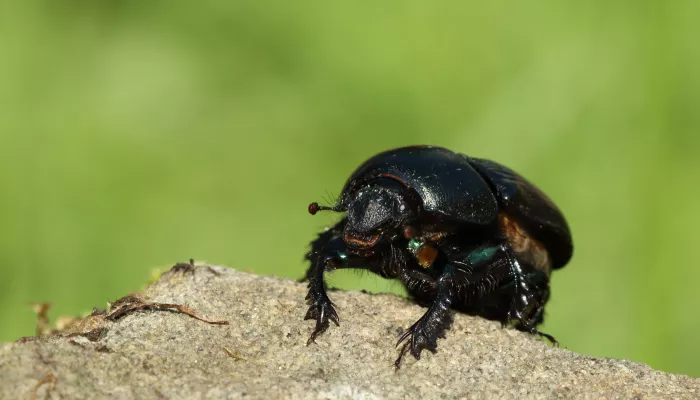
[
  {"xmin": 30, "ymin": 372, "xmax": 56, "ymax": 400},
  {"xmin": 222, "ymin": 347, "xmax": 246, "ymax": 361},
  {"xmin": 107, "ymin": 296, "xmax": 228, "ymax": 325}
]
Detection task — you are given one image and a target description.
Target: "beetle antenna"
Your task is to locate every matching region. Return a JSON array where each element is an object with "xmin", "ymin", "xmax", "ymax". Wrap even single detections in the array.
[{"xmin": 308, "ymin": 202, "xmax": 338, "ymax": 215}]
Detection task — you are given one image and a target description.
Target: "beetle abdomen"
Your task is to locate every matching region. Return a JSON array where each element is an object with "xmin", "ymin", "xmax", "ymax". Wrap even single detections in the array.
[{"xmin": 467, "ymin": 157, "xmax": 573, "ymax": 269}]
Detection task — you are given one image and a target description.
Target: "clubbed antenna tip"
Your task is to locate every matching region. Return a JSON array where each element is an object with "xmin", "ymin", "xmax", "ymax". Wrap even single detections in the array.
[{"xmin": 308, "ymin": 202, "xmax": 336, "ymax": 215}]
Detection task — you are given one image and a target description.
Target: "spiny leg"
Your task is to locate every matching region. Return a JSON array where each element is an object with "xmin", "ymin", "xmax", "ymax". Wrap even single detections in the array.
[
  {"xmin": 500, "ymin": 244, "xmax": 557, "ymax": 344},
  {"xmin": 502, "ymin": 243, "xmax": 531, "ymax": 323},
  {"xmin": 305, "ymin": 254, "xmax": 341, "ymax": 344},
  {"xmin": 300, "ymin": 219, "xmax": 346, "ymax": 283},
  {"xmin": 394, "ymin": 241, "xmax": 510, "ymax": 368},
  {"xmin": 303, "ymin": 219, "xmax": 380, "ymax": 344},
  {"xmin": 399, "ymin": 268, "xmax": 437, "ymax": 307},
  {"xmin": 514, "ymin": 285, "xmax": 558, "ymax": 345},
  {"xmin": 449, "ymin": 242, "xmax": 557, "ymax": 344},
  {"xmin": 395, "ymin": 265, "xmax": 455, "ymax": 369},
  {"xmin": 303, "ymin": 220, "xmax": 347, "ymax": 343}
]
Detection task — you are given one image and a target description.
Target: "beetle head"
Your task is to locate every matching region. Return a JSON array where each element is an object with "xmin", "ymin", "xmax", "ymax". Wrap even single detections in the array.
[
  {"xmin": 345, "ymin": 187, "xmax": 402, "ymax": 248},
  {"xmin": 309, "ymin": 180, "xmax": 415, "ymax": 253}
]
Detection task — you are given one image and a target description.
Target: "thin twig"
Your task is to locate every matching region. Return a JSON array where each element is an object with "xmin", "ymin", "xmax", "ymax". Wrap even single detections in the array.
[
  {"xmin": 148, "ymin": 303, "xmax": 229, "ymax": 325},
  {"xmin": 107, "ymin": 296, "xmax": 229, "ymax": 325},
  {"xmin": 30, "ymin": 372, "xmax": 56, "ymax": 400},
  {"xmin": 222, "ymin": 347, "xmax": 246, "ymax": 361}
]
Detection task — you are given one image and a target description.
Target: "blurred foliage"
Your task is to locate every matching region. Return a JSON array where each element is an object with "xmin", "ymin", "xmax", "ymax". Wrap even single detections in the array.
[{"xmin": 1, "ymin": 0, "xmax": 699, "ymax": 377}]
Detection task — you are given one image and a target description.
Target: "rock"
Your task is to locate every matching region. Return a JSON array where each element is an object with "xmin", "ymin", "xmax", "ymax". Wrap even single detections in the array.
[{"xmin": 0, "ymin": 265, "xmax": 697, "ymax": 399}]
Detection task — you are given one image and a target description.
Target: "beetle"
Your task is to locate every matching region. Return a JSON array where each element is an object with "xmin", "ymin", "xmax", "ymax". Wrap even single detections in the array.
[{"xmin": 302, "ymin": 145, "xmax": 573, "ymax": 368}]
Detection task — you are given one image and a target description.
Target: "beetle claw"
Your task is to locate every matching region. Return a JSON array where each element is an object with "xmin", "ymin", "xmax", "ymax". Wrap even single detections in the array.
[
  {"xmin": 529, "ymin": 328, "xmax": 558, "ymax": 346},
  {"xmin": 328, "ymin": 307, "xmax": 340, "ymax": 326},
  {"xmin": 394, "ymin": 319, "xmax": 439, "ymax": 368},
  {"xmin": 304, "ymin": 295, "xmax": 339, "ymax": 344},
  {"xmin": 395, "ymin": 323, "xmax": 415, "ymax": 348}
]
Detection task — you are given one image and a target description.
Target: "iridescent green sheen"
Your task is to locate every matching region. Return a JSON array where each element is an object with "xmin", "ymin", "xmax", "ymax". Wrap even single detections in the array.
[
  {"xmin": 407, "ymin": 238, "xmax": 423, "ymax": 253},
  {"xmin": 466, "ymin": 246, "xmax": 500, "ymax": 266}
]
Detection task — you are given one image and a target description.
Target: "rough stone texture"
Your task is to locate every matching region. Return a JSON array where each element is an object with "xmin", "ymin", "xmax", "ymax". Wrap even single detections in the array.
[{"xmin": 0, "ymin": 265, "xmax": 697, "ymax": 400}]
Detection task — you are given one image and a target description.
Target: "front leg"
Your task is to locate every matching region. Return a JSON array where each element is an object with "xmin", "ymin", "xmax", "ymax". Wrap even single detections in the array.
[
  {"xmin": 303, "ymin": 219, "xmax": 377, "ymax": 344},
  {"xmin": 395, "ymin": 263, "xmax": 455, "ymax": 369},
  {"xmin": 300, "ymin": 218, "xmax": 346, "ymax": 283},
  {"xmin": 304, "ymin": 254, "xmax": 341, "ymax": 344}
]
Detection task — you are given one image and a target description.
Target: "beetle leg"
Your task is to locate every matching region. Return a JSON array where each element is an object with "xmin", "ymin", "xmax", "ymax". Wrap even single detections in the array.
[
  {"xmin": 304, "ymin": 254, "xmax": 341, "ymax": 345},
  {"xmin": 399, "ymin": 268, "xmax": 437, "ymax": 308},
  {"xmin": 302, "ymin": 220, "xmax": 347, "ymax": 343},
  {"xmin": 515, "ymin": 286, "xmax": 558, "ymax": 345},
  {"xmin": 303, "ymin": 219, "xmax": 378, "ymax": 344},
  {"xmin": 501, "ymin": 243, "xmax": 543, "ymax": 324},
  {"xmin": 300, "ymin": 219, "xmax": 346, "ymax": 282},
  {"xmin": 500, "ymin": 245, "xmax": 557, "ymax": 343},
  {"xmin": 395, "ymin": 264, "xmax": 455, "ymax": 369}
]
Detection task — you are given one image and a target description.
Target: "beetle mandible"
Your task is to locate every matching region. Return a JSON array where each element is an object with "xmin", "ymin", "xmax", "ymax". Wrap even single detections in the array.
[{"xmin": 302, "ymin": 145, "xmax": 573, "ymax": 368}]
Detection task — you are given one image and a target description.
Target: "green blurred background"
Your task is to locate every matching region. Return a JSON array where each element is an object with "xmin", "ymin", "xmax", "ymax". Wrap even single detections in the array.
[{"xmin": 1, "ymin": 1, "xmax": 698, "ymax": 376}]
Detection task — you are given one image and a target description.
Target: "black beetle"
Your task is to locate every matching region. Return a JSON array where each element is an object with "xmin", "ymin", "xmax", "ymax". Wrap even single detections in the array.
[{"xmin": 302, "ymin": 145, "xmax": 572, "ymax": 368}]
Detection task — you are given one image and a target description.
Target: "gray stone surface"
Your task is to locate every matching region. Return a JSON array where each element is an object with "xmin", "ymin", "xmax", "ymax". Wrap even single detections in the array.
[{"xmin": 0, "ymin": 265, "xmax": 697, "ymax": 400}]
